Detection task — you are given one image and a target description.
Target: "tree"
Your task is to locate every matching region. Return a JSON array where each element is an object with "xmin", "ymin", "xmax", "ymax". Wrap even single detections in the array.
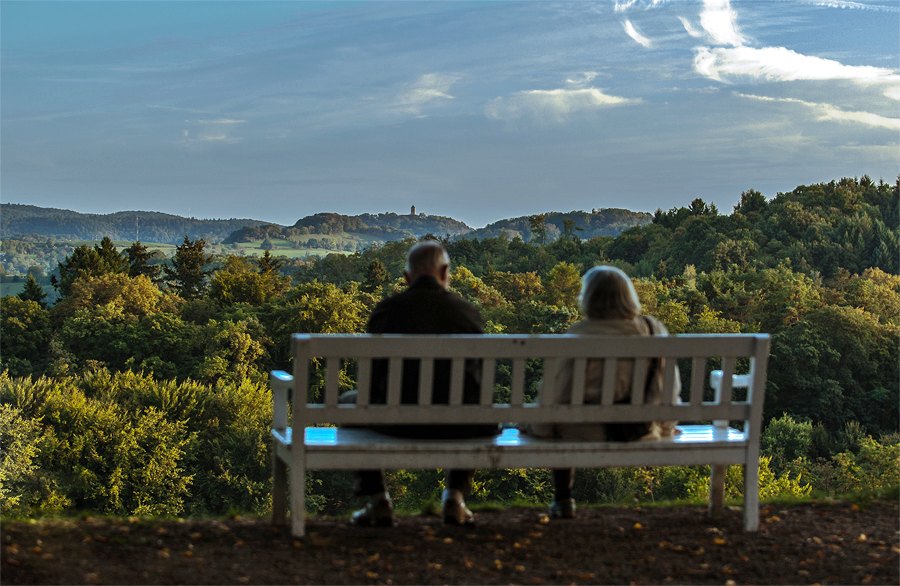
[
  {"xmin": 52, "ymin": 238, "xmax": 128, "ymax": 297},
  {"xmin": 257, "ymin": 250, "xmax": 284, "ymax": 275},
  {"xmin": 126, "ymin": 241, "xmax": 162, "ymax": 282},
  {"xmin": 165, "ymin": 236, "xmax": 213, "ymax": 299},
  {"xmin": 543, "ymin": 262, "xmax": 581, "ymax": 308},
  {"xmin": 17, "ymin": 275, "xmax": 47, "ymax": 308},
  {"xmin": 528, "ymin": 214, "xmax": 549, "ymax": 246},
  {"xmin": 561, "ymin": 217, "xmax": 583, "ymax": 242},
  {"xmin": 209, "ymin": 255, "xmax": 289, "ymax": 305},
  {"xmin": 362, "ymin": 259, "xmax": 388, "ymax": 293}
]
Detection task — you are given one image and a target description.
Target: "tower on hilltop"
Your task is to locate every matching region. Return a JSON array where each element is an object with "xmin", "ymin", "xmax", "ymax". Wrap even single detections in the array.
[{"xmin": 411, "ymin": 205, "xmax": 416, "ymax": 216}]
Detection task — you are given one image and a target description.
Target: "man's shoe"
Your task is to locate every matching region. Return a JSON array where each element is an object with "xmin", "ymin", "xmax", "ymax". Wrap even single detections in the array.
[
  {"xmin": 442, "ymin": 489, "xmax": 475, "ymax": 525},
  {"xmin": 350, "ymin": 492, "xmax": 395, "ymax": 527},
  {"xmin": 549, "ymin": 498, "xmax": 576, "ymax": 519}
]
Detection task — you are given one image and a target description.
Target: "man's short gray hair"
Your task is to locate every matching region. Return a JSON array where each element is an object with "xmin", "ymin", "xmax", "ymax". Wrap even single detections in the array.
[{"xmin": 405, "ymin": 241, "xmax": 450, "ymax": 277}]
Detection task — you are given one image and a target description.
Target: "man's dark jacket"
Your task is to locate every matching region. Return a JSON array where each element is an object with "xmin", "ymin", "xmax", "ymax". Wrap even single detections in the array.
[{"xmin": 366, "ymin": 275, "xmax": 498, "ymax": 439}]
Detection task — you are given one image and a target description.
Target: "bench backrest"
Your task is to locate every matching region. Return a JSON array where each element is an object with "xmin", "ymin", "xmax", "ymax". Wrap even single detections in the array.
[{"xmin": 274, "ymin": 333, "xmax": 769, "ymax": 438}]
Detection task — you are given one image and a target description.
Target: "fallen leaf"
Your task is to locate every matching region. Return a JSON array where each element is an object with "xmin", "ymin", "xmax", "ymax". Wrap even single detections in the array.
[
  {"xmin": 851, "ymin": 504, "xmax": 860, "ymax": 511},
  {"xmin": 464, "ymin": 558, "xmax": 474, "ymax": 569},
  {"xmin": 579, "ymin": 573, "xmax": 595, "ymax": 579},
  {"xmin": 527, "ymin": 532, "xmax": 543, "ymax": 538},
  {"xmin": 293, "ymin": 540, "xmax": 303, "ymax": 549},
  {"xmin": 182, "ymin": 551, "xmax": 193, "ymax": 558},
  {"xmin": 692, "ymin": 547, "xmax": 705, "ymax": 555},
  {"xmin": 367, "ymin": 553, "xmax": 380, "ymax": 563},
  {"xmin": 857, "ymin": 534, "xmax": 867, "ymax": 543},
  {"xmin": 443, "ymin": 537, "xmax": 453, "ymax": 544},
  {"xmin": 812, "ymin": 536, "xmax": 823, "ymax": 544},
  {"xmin": 713, "ymin": 538, "xmax": 726, "ymax": 546},
  {"xmin": 515, "ymin": 565, "xmax": 526, "ymax": 571},
  {"xmin": 190, "ymin": 532, "xmax": 202, "ymax": 540},
  {"xmin": 494, "ymin": 559, "xmax": 503, "ymax": 569},
  {"xmin": 633, "ymin": 523, "xmax": 644, "ymax": 530},
  {"xmin": 237, "ymin": 577, "xmax": 250, "ymax": 584},
  {"xmin": 366, "ymin": 572, "xmax": 378, "ymax": 579},
  {"xmin": 157, "ymin": 550, "xmax": 170, "ymax": 559},
  {"xmin": 739, "ymin": 554, "xmax": 749, "ymax": 562}
]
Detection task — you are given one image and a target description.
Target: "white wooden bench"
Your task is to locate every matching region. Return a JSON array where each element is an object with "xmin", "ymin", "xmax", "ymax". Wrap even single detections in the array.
[{"xmin": 270, "ymin": 333, "xmax": 770, "ymax": 536}]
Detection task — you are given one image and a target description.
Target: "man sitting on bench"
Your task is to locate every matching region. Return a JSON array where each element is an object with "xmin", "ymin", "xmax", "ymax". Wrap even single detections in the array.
[{"xmin": 347, "ymin": 241, "xmax": 499, "ymax": 527}]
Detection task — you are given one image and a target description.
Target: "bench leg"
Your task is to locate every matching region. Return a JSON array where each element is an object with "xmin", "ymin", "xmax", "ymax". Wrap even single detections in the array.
[
  {"xmin": 708, "ymin": 464, "xmax": 726, "ymax": 519},
  {"xmin": 272, "ymin": 449, "xmax": 288, "ymax": 525},
  {"xmin": 290, "ymin": 456, "xmax": 307, "ymax": 537},
  {"xmin": 743, "ymin": 462, "xmax": 760, "ymax": 531}
]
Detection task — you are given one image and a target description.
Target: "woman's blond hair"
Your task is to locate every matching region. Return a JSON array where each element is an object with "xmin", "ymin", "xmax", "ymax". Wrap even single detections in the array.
[{"xmin": 579, "ymin": 265, "xmax": 641, "ymax": 320}]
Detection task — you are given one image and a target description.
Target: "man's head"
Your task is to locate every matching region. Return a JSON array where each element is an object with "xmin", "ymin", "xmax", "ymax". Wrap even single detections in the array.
[{"xmin": 404, "ymin": 241, "xmax": 451, "ymax": 289}]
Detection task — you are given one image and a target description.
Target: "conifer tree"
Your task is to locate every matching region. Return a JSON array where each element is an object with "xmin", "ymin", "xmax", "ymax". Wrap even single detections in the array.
[
  {"xmin": 165, "ymin": 236, "xmax": 213, "ymax": 299},
  {"xmin": 17, "ymin": 274, "xmax": 47, "ymax": 308}
]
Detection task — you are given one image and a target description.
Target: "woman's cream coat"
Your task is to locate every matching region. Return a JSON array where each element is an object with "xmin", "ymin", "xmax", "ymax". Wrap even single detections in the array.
[{"xmin": 527, "ymin": 315, "xmax": 681, "ymax": 441}]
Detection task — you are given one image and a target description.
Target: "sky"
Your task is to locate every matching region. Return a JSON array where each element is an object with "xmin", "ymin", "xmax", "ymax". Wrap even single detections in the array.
[{"xmin": 2, "ymin": 0, "xmax": 898, "ymax": 229}]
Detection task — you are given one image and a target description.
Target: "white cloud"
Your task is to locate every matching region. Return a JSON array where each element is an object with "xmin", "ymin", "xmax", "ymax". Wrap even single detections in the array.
[
  {"xmin": 699, "ymin": 0, "xmax": 745, "ymax": 46},
  {"xmin": 566, "ymin": 72, "xmax": 600, "ymax": 86},
  {"xmin": 485, "ymin": 87, "xmax": 639, "ymax": 123},
  {"xmin": 180, "ymin": 118, "xmax": 246, "ymax": 145},
  {"xmin": 678, "ymin": 16, "xmax": 704, "ymax": 39},
  {"xmin": 623, "ymin": 20, "xmax": 652, "ymax": 48},
  {"xmin": 798, "ymin": 0, "xmax": 899, "ymax": 12},
  {"xmin": 394, "ymin": 73, "xmax": 458, "ymax": 116},
  {"xmin": 695, "ymin": 45, "xmax": 900, "ymax": 85},
  {"xmin": 737, "ymin": 92, "xmax": 900, "ymax": 130}
]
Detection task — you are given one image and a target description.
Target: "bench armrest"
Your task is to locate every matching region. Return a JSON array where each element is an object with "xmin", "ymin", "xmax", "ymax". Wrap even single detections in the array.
[{"xmin": 270, "ymin": 370, "xmax": 293, "ymax": 431}]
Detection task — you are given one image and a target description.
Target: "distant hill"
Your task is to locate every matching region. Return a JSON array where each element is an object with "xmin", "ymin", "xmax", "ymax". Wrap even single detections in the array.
[
  {"xmin": 1, "ymin": 204, "xmax": 269, "ymax": 244},
  {"xmin": 1, "ymin": 204, "xmax": 649, "ymax": 248},
  {"xmin": 460, "ymin": 209, "xmax": 653, "ymax": 242},
  {"xmin": 223, "ymin": 212, "xmax": 473, "ymax": 244}
]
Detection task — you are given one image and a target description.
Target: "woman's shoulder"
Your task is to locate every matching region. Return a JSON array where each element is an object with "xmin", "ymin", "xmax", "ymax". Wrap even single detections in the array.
[{"xmin": 640, "ymin": 315, "xmax": 670, "ymax": 335}]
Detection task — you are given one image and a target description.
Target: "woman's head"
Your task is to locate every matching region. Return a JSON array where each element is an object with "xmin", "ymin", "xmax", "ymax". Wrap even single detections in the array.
[{"xmin": 579, "ymin": 265, "xmax": 641, "ymax": 320}]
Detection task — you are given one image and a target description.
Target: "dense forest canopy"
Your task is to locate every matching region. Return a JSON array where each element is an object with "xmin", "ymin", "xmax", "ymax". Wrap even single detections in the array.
[{"xmin": 1, "ymin": 176, "xmax": 897, "ymax": 518}]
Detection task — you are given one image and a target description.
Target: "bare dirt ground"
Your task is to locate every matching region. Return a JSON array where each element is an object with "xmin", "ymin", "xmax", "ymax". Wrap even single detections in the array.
[{"xmin": 3, "ymin": 498, "xmax": 898, "ymax": 585}]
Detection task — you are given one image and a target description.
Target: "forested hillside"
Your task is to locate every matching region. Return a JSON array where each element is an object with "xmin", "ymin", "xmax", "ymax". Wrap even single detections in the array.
[
  {"xmin": 462, "ymin": 208, "xmax": 652, "ymax": 242},
  {"xmin": 2, "ymin": 176, "xmax": 897, "ymax": 520},
  {"xmin": 1, "ymin": 204, "xmax": 269, "ymax": 245}
]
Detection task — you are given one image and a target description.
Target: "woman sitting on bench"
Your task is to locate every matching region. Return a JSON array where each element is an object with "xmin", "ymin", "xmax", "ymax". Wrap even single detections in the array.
[{"xmin": 527, "ymin": 265, "xmax": 681, "ymax": 519}]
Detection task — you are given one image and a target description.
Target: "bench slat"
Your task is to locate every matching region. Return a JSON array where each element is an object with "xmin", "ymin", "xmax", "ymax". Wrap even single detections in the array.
[
  {"xmin": 325, "ymin": 357, "xmax": 340, "ymax": 406},
  {"xmin": 449, "ymin": 358, "xmax": 465, "ymax": 405},
  {"xmin": 387, "ymin": 358, "xmax": 403, "ymax": 406},
  {"xmin": 630, "ymin": 358, "xmax": 649, "ymax": 405},
  {"xmin": 600, "ymin": 358, "xmax": 617, "ymax": 405},
  {"xmin": 662, "ymin": 357, "xmax": 678, "ymax": 405},
  {"xmin": 689, "ymin": 357, "xmax": 706, "ymax": 405},
  {"xmin": 510, "ymin": 358, "xmax": 526, "ymax": 406},
  {"xmin": 357, "ymin": 359, "xmax": 371, "ymax": 405},
  {"xmin": 418, "ymin": 359, "xmax": 434, "ymax": 405},
  {"xmin": 570, "ymin": 358, "xmax": 586, "ymax": 406}
]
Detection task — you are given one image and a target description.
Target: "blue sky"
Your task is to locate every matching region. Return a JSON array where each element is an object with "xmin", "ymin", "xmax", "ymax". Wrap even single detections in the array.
[{"xmin": 2, "ymin": 0, "xmax": 897, "ymax": 229}]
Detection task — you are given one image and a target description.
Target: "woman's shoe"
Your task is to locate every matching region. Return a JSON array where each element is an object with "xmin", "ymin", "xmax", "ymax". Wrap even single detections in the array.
[
  {"xmin": 441, "ymin": 489, "xmax": 475, "ymax": 525},
  {"xmin": 350, "ymin": 492, "xmax": 395, "ymax": 527},
  {"xmin": 549, "ymin": 498, "xmax": 576, "ymax": 519}
]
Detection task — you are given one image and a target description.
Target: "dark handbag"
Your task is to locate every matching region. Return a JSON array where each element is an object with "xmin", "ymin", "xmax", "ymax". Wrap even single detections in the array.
[{"xmin": 605, "ymin": 316, "xmax": 659, "ymax": 442}]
